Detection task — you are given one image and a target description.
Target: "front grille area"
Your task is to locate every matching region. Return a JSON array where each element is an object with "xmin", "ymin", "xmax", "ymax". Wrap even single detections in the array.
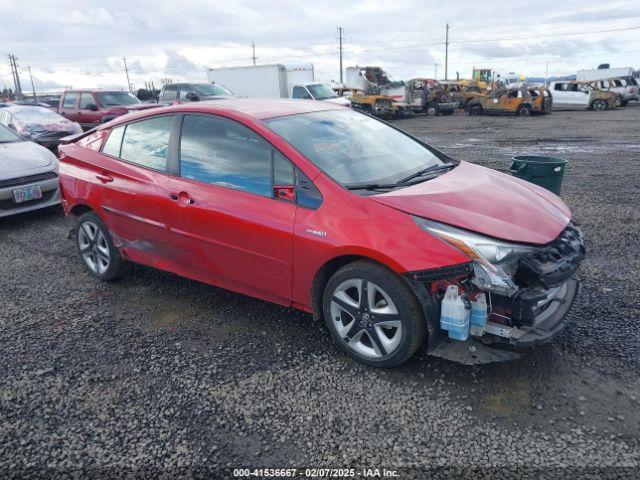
[
  {"xmin": 0, "ymin": 171, "xmax": 58, "ymax": 189},
  {"xmin": 516, "ymin": 223, "xmax": 585, "ymax": 289}
]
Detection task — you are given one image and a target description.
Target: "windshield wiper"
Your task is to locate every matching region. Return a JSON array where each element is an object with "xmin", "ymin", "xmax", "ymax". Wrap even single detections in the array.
[
  {"xmin": 397, "ymin": 163, "xmax": 456, "ymax": 184},
  {"xmin": 346, "ymin": 183, "xmax": 400, "ymax": 191}
]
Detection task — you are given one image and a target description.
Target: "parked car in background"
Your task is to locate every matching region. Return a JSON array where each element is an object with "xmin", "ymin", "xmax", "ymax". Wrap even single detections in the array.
[
  {"xmin": 404, "ymin": 78, "xmax": 457, "ymax": 115},
  {"xmin": 467, "ymin": 86, "xmax": 552, "ymax": 116},
  {"xmin": 587, "ymin": 78, "xmax": 638, "ymax": 106},
  {"xmin": 58, "ymin": 99, "xmax": 583, "ymax": 367},
  {"xmin": 621, "ymin": 77, "xmax": 640, "ymax": 102},
  {"xmin": 58, "ymin": 90, "xmax": 158, "ymax": 130},
  {"xmin": 0, "ymin": 123, "xmax": 60, "ymax": 217},
  {"xmin": 157, "ymin": 82, "xmax": 233, "ymax": 104},
  {"xmin": 0, "ymin": 105, "xmax": 82, "ymax": 150},
  {"xmin": 0, "ymin": 103, "xmax": 9, "ymax": 108},
  {"xmin": 549, "ymin": 81, "xmax": 617, "ymax": 111}
]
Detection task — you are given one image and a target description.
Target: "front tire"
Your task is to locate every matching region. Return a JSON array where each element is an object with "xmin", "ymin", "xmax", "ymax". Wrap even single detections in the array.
[
  {"xmin": 592, "ymin": 99, "xmax": 607, "ymax": 111},
  {"xmin": 322, "ymin": 261, "xmax": 426, "ymax": 367},
  {"xmin": 76, "ymin": 211, "xmax": 127, "ymax": 281}
]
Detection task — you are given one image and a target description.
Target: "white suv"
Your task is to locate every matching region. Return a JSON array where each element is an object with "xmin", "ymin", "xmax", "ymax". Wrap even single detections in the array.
[{"xmin": 589, "ymin": 78, "xmax": 638, "ymax": 106}]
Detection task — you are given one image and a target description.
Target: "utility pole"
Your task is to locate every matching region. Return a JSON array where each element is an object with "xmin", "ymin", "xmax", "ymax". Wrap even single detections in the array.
[
  {"xmin": 8, "ymin": 55, "xmax": 24, "ymax": 100},
  {"xmin": 123, "ymin": 56, "xmax": 131, "ymax": 92},
  {"xmin": 544, "ymin": 61, "xmax": 549, "ymax": 87},
  {"xmin": 27, "ymin": 66, "xmax": 37, "ymax": 103},
  {"xmin": 251, "ymin": 42, "xmax": 257, "ymax": 66},
  {"xmin": 434, "ymin": 63, "xmax": 439, "ymax": 80},
  {"xmin": 337, "ymin": 26, "xmax": 344, "ymax": 85},
  {"xmin": 444, "ymin": 23, "xmax": 450, "ymax": 81}
]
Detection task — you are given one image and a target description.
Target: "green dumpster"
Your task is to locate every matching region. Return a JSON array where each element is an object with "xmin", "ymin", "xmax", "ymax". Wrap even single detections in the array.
[{"xmin": 510, "ymin": 155, "xmax": 567, "ymax": 195}]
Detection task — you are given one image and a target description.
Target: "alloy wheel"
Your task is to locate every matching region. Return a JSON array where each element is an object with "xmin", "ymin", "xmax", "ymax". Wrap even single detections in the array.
[
  {"xmin": 329, "ymin": 278, "xmax": 403, "ymax": 359},
  {"xmin": 78, "ymin": 221, "xmax": 111, "ymax": 275}
]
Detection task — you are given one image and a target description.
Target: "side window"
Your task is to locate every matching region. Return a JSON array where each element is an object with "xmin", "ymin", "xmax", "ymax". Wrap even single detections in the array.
[
  {"xmin": 292, "ymin": 86, "xmax": 311, "ymax": 99},
  {"xmin": 102, "ymin": 125, "xmax": 125, "ymax": 157},
  {"xmin": 63, "ymin": 93, "xmax": 78, "ymax": 108},
  {"xmin": 80, "ymin": 93, "xmax": 96, "ymax": 110},
  {"xmin": 178, "ymin": 85, "xmax": 192, "ymax": 100},
  {"xmin": 554, "ymin": 83, "xmax": 563, "ymax": 91},
  {"xmin": 162, "ymin": 85, "xmax": 178, "ymax": 101},
  {"xmin": 180, "ymin": 115, "xmax": 272, "ymax": 196},
  {"xmin": 274, "ymin": 151, "xmax": 294, "ymax": 185},
  {"xmin": 119, "ymin": 116, "xmax": 173, "ymax": 171}
]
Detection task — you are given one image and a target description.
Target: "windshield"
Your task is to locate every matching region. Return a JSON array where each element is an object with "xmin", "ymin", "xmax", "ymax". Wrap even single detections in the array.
[
  {"xmin": 265, "ymin": 109, "xmax": 445, "ymax": 186},
  {"xmin": 0, "ymin": 123, "xmax": 23, "ymax": 142},
  {"xmin": 96, "ymin": 92, "xmax": 141, "ymax": 106},
  {"xmin": 193, "ymin": 83, "xmax": 233, "ymax": 96},
  {"xmin": 307, "ymin": 84, "xmax": 338, "ymax": 100}
]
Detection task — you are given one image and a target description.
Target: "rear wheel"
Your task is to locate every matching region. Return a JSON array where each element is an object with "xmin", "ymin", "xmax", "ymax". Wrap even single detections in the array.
[
  {"xmin": 322, "ymin": 261, "xmax": 425, "ymax": 367},
  {"xmin": 76, "ymin": 212, "xmax": 127, "ymax": 281},
  {"xmin": 468, "ymin": 105, "xmax": 483, "ymax": 116},
  {"xmin": 592, "ymin": 99, "xmax": 607, "ymax": 111},
  {"xmin": 517, "ymin": 104, "xmax": 531, "ymax": 116}
]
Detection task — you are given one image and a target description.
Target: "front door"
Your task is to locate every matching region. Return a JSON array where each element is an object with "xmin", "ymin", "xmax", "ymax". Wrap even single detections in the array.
[
  {"xmin": 78, "ymin": 93, "xmax": 102, "ymax": 130},
  {"xmin": 167, "ymin": 113, "xmax": 296, "ymax": 305}
]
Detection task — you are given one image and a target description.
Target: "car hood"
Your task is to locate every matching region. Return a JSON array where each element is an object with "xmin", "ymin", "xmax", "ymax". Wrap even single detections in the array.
[
  {"xmin": 0, "ymin": 140, "xmax": 55, "ymax": 177},
  {"xmin": 325, "ymin": 97, "xmax": 351, "ymax": 106},
  {"xmin": 370, "ymin": 161, "xmax": 571, "ymax": 245}
]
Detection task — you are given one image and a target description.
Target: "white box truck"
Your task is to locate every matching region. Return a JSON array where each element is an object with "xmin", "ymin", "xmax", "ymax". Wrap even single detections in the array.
[
  {"xmin": 577, "ymin": 66, "xmax": 635, "ymax": 82},
  {"xmin": 207, "ymin": 64, "xmax": 350, "ymax": 106}
]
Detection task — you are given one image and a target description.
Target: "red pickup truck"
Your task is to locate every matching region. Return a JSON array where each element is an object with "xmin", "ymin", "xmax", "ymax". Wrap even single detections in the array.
[{"xmin": 58, "ymin": 90, "xmax": 158, "ymax": 130}]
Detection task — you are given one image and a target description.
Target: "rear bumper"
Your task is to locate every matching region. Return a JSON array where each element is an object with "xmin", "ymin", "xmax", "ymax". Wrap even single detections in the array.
[{"xmin": 0, "ymin": 177, "xmax": 61, "ymax": 218}]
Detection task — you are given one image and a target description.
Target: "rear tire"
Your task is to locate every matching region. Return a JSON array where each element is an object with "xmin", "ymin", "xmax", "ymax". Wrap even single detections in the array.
[
  {"xmin": 468, "ymin": 105, "xmax": 482, "ymax": 116},
  {"xmin": 322, "ymin": 261, "xmax": 426, "ymax": 368},
  {"xmin": 76, "ymin": 211, "xmax": 128, "ymax": 281},
  {"xmin": 517, "ymin": 104, "xmax": 531, "ymax": 116}
]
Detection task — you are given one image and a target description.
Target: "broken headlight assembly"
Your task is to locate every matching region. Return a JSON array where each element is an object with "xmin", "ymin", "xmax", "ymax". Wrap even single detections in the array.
[{"xmin": 413, "ymin": 217, "xmax": 536, "ymax": 296}]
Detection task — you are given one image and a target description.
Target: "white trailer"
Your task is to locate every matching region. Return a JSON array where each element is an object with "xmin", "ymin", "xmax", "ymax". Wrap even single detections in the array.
[
  {"xmin": 207, "ymin": 64, "xmax": 350, "ymax": 105},
  {"xmin": 577, "ymin": 67, "xmax": 635, "ymax": 82}
]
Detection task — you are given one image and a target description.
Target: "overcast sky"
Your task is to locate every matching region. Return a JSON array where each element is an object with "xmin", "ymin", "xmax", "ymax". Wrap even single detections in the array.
[{"xmin": 1, "ymin": 0, "xmax": 639, "ymax": 93}]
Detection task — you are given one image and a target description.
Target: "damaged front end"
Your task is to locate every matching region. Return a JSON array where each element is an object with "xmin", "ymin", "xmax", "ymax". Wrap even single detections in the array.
[{"xmin": 407, "ymin": 218, "xmax": 585, "ymax": 365}]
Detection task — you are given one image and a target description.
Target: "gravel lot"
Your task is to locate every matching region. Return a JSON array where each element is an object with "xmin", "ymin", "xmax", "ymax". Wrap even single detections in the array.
[{"xmin": 1, "ymin": 104, "xmax": 639, "ymax": 479}]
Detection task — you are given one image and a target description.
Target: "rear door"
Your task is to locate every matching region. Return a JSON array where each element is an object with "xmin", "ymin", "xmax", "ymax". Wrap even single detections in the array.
[
  {"xmin": 59, "ymin": 92, "xmax": 80, "ymax": 122},
  {"xmin": 78, "ymin": 93, "xmax": 102, "ymax": 130},
  {"xmin": 167, "ymin": 113, "xmax": 297, "ymax": 304},
  {"xmin": 91, "ymin": 115, "xmax": 180, "ymax": 267}
]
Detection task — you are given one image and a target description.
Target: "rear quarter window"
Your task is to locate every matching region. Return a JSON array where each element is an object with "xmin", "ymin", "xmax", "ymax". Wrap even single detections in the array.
[{"xmin": 102, "ymin": 126, "xmax": 125, "ymax": 157}]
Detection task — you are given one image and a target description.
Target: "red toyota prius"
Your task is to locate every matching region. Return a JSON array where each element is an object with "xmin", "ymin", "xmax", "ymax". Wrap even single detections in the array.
[{"xmin": 58, "ymin": 99, "xmax": 584, "ymax": 367}]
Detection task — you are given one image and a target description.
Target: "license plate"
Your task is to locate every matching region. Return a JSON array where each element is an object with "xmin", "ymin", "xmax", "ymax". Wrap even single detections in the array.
[{"xmin": 13, "ymin": 185, "xmax": 43, "ymax": 203}]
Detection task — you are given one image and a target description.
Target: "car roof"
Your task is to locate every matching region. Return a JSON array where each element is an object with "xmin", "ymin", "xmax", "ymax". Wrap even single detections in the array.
[
  {"xmin": 5, "ymin": 105, "xmax": 54, "ymax": 114},
  {"xmin": 107, "ymin": 98, "xmax": 346, "ymax": 125},
  {"xmin": 64, "ymin": 89, "xmax": 131, "ymax": 94}
]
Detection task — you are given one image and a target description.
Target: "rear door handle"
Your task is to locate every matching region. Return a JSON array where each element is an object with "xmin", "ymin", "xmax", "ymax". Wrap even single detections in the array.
[
  {"xmin": 169, "ymin": 192, "xmax": 194, "ymax": 204},
  {"xmin": 96, "ymin": 172, "xmax": 113, "ymax": 183}
]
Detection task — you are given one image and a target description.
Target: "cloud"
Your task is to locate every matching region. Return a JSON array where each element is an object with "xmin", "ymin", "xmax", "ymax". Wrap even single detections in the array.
[{"xmin": 0, "ymin": 0, "xmax": 638, "ymax": 90}]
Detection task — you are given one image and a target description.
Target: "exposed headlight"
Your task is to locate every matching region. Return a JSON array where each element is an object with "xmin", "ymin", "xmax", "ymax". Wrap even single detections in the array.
[{"xmin": 413, "ymin": 217, "xmax": 536, "ymax": 295}]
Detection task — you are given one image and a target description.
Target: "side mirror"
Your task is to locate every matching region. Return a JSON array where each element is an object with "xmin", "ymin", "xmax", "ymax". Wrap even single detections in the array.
[
  {"xmin": 273, "ymin": 185, "xmax": 296, "ymax": 201},
  {"xmin": 86, "ymin": 103, "xmax": 98, "ymax": 111},
  {"xmin": 185, "ymin": 91, "xmax": 198, "ymax": 101}
]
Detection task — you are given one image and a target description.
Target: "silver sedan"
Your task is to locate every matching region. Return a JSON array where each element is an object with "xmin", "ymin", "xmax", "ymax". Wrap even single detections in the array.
[{"xmin": 0, "ymin": 124, "xmax": 60, "ymax": 218}]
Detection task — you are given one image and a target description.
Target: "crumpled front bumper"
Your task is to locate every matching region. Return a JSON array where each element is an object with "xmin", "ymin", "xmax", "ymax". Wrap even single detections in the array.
[
  {"xmin": 405, "ymin": 223, "xmax": 584, "ymax": 365},
  {"xmin": 426, "ymin": 277, "xmax": 580, "ymax": 365}
]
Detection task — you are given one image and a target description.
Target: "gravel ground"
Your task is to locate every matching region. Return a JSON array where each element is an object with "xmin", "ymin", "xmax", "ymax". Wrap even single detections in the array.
[{"xmin": 1, "ymin": 105, "xmax": 639, "ymax": 479}]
